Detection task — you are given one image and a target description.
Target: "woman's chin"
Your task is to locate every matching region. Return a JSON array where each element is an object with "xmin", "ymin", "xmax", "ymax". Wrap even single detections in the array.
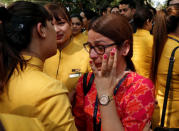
[
  {"xmin": 56, "ymin": 39, "xmax": 64, "ymax": 45},
  {"xmin": 92, "ymin": 68, "xmax": 101, "ymax": 72},
  {"xmin": 96, "ymin": 66, "xmax": 101, "ymax": 71},
  {"xmin": 97, "ymin": 68, "xmax": 101, "ymax": 71}
]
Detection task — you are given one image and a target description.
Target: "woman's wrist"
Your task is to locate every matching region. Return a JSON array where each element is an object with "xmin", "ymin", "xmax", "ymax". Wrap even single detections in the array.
[
  {"xmin": 97, "ymin": 90, "xmax": 113, "ymax": 98},
  {"xmin": 98, "ymin": 94, "xmax": 114, "ymax": 106}
]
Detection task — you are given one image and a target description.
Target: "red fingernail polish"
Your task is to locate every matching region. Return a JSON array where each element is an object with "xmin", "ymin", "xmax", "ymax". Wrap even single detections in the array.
[
  {"xmin": 113, "ymin": 48, "xmax": 116, "ymax": 52},
  {"xmin": 111, "ymin": 52, "xmax": 114, "ymax": 56},
  {"xmin": 103, "ymin": 54, "xmax": 107, "ymax": 59},
  {"xmin": 89, "ymin": 60, "xmax": 93, "ymax": 64}
]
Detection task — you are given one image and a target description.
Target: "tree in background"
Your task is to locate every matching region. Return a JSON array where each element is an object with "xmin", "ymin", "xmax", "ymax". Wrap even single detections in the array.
[{"xmin": 0, "ymin": 0, "xmax": 167, "ymax": 13}]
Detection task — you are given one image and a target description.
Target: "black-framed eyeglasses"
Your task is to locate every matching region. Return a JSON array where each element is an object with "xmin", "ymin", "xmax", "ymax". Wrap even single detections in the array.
[{"xmin": 83, "ymin": 42, "xmax": 118, "ymax": 55}]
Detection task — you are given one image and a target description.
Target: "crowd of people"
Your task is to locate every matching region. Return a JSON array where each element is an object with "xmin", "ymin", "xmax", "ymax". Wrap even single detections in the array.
[{"xmin": 0, "ymin": 0, "xmax": 178, "ymax": 131}]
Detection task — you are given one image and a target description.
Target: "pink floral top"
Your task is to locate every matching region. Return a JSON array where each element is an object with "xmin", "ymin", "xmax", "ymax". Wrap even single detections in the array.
[{"xmin": 73, "ymin": 72, "xmax": 155, "ymax": 131}]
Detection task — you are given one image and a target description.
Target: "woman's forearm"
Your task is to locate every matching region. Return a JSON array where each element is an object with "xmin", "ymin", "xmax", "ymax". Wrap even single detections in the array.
[{"xmin": 99, "ymin": 100, "xmax": 124, "ymax": 131}]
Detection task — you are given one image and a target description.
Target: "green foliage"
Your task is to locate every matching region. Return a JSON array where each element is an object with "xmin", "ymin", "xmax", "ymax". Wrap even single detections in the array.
[{"xmin": 1, "ymin": 0, "xmax": 159, "ymax": 12}]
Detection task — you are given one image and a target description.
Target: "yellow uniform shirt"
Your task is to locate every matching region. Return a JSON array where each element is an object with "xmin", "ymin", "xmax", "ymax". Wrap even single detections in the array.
[
  {"xmin": 0, "ymin": 113, "xmax": 44, "ymax": 131},
  {"xmin": 0, "ymin": 56, "xmax": 77, "ymax": 131},
  {"xmin": 132, "ymin": 29, "xmax": 153, "ymax": 79},
  {"xmin": 43, "ymin": 37, "xmax": 91, "ymax": 92},
  {"xmin": 152, "ymin": 35, "xmax": 179, "ymax": 128},
  {"xmin": 82, "ymin": 30, "xmax": 88, "ymax": 37},
  {"xmin": 73, "ymin": 33, "xmax": 88, "ymax": 46}
]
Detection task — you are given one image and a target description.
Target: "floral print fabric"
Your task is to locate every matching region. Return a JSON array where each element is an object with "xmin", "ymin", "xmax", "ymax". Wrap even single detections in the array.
[{"xmin": 73, "ymin": 72, "xmax": 155, "ymax": 131}]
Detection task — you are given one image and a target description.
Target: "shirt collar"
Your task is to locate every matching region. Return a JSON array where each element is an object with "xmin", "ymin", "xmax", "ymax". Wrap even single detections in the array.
[{"xmin": 23, "ymin": 55, "xmax": 44, "ymax": 70}]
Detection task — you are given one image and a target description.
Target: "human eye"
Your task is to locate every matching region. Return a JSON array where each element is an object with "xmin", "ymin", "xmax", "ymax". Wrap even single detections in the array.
[
  {"xmin": 57, "ymin": 21, "xmax": 65, "ymax": 26},
  {"xmin": 124, "ymin": 8, "xmax": 128, "ymax": 12},
  {"xmin": 96, "ymin": 45, "xmax": 104, "ymax": 52},
  {"xmin": 76, "ymin": 22, "xmax": 81, "ymax": 26}
]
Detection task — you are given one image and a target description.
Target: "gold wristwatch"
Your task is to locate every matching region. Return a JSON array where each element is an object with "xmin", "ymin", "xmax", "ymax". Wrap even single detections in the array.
[{"xmin": 98, "ymin": 95, "xmax": 113, "ymax": 106}]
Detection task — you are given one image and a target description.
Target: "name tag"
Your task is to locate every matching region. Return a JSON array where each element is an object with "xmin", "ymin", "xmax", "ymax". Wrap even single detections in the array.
[{"xmin": 69, "ymin": 73, "xmax": 81, "ymax": 78}]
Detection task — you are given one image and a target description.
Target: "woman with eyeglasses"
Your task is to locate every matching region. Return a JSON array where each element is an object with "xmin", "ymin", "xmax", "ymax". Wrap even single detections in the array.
[
  {"xmin": 73, "ymin": 14, "xmax": 155, "ymax": 131},
  {"xmin": 132, "ymin": 6, "xmax": 154, "ymax": 79},
  {"xmin": 0, "ymin": 1, "xmax": 76, "ymax": 130}
]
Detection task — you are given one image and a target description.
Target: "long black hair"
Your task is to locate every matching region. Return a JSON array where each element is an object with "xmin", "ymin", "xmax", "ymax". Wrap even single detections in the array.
[{"xmin": 0, "ymin": 1, "xmax": 52, "ymax": 92}]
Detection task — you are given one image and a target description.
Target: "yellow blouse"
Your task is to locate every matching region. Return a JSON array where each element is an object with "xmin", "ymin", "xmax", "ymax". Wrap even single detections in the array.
[
  {"xmin": 0, "ymin": 56, "xmax": 77, "ymax": 131},
  {"xmin": 43, "ymin": 36, "xmax": 91, "ymax": 92},
  {"xmin": 152, "ymin": 34, "xmax": 179, "ymax": 128},
  {"xmin": 73, "ymin": 33, "xmax": 88, "ymax": 46},
  {"xmin": 132, "ymin": 29, "xmax": 153, "ymax": 79},
  {"xmin": 0, "ymin": 113, "xmax": 44, "ymax": 131}
]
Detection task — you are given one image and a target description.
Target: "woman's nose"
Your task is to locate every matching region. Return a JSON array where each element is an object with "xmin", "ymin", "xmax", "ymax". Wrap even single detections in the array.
[
  {"xmin": 54, "ymin": 25, "xmax": 61, "ymax": 32},
  {"xmin": 89, "ymin": 48, "xmax": 98, "ymax": 59}
]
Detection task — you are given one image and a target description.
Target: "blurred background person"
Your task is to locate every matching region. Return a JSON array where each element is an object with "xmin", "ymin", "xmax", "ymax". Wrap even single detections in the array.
[
  {"xmin": 167, "ymin": 0, "xmax": 179, "ymax": 6},
  {"xmin": 70, "ymin": 13, "xmax": 87, "ymax": 46},
  {"xmin": 80, "ymin": 9, "xmax": 99, "ymax": 36},
  {"xmin": 132, "ymin": 6, "xmax": 154, "ymax": 79},
  {"xmin": 119, "ymin": 0, "xmax": 137, "ymax": 33},
  {"xmin": 80, "ymin": 10, "xmax": 88, "ymax": 32},
  {"xmin": 106, "ymin": 6, "xmax": 112, "ymax": 14},
  {"xmin": 111, "ymin": 6, "xmax": 119, "ymax": 14},
  {"xmin": 101, "ymin": 6, "xmax": 111, "ymax": 16},
  {"xmin": 152, "ymin": 4, "xmax": 179, "ymax": 128},
  {"xmin": 71, "ymin": 13, "xmax": 83, "ymax": 36}
]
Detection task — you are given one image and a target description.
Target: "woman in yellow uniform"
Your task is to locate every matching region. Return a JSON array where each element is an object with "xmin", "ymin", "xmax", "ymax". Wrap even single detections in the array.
[
  {"xmin": 152, "ymin": 5, "xmax": 179, "ymax": 128},
  {"xmin": 43, "ymin": 4, "xmax": 91, "ymax": 94},
  {"xmin": 132, "ymin": 6, "xmax": 154, "ymax": 79},
  {"xmin": 70, "ymin": 13, "xmax": 88, "ymax": 46},
  {"xmin": 0, "ymin": 2, "xmax": 76, "ymax": 131},
  {"xmin": 0, "ymin": 113, "xmax": 44, "ymax": 131}
]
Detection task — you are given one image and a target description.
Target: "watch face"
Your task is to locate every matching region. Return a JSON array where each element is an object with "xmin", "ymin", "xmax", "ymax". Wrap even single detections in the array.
[{"xmin": 99, "ymin": 95, "xmax": 109, "ymax": 105}]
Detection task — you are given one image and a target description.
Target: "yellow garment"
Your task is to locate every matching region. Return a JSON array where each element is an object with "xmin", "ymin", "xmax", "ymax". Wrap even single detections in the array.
[
  {"xmin": 0, "ymin": 113, "xmax": 44, "ymax": 131},
  {"xmin": 0, "ymin": 56, "xmax": 77, "ymax": 131},
  {"xmin": 132, "ymin": 29, "xmax": 153, "ymax": 79},
  {"xmin": 73, "ymin": 33, "xmax": 88, "ymax": 46},
  {"xmin": 43, "ymin": 36, "xmax": 91, "ymax": 92},
  {"xmin": 152, "ymin": 34, "xmax": 179, "ymax": 128},
  {"xmin": 82, "ymin": 30, "xmax": 88, "ymax": 37}
]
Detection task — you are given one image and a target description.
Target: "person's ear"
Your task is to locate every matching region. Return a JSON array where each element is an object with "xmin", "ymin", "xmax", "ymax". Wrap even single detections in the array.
[
  {"xmin": 36, "ymin": 22, "xmax": 46, "ymax": 38},
  {"xmin": 122, "ymin": 40, "xmax": 130, "ymax": 56}
]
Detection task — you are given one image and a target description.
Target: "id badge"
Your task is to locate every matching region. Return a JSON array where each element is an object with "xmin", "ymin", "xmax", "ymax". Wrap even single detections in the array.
[
  {"xmin": 69, "ymin": 73, "xmax": 81, "ymax": 78},
  {"xmin": 69, "ymin": 69, "xmax": 81, "ymax": 78}
]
